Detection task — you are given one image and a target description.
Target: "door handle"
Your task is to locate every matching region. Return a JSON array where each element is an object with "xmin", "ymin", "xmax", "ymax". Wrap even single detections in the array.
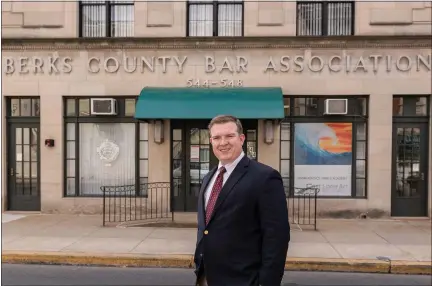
[{"xmin": 420, "ymin": 172, "xmax": 424, "ymax": 180}]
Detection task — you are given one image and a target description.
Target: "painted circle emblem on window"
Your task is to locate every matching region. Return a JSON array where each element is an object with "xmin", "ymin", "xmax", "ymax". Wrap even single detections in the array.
[{"xmin": 97, "ymin": 139, "xmax": 120, "ymax": 163}]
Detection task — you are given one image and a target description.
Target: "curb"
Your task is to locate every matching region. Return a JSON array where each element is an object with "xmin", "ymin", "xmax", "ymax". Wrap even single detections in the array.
[
  {"xmin": 2, "ymin": 251, "xmax": 431, "ymax": 275},
  {"xmin": 285, "ymin": 257, "xmax": 390, "ymax": 273},
  {"xmin": 2, "ymin": 251, "xmax": 194, "ymax": 268},
  {"xmin": 390, "ymin": 261, "xmax": 432, "ymax": 275}
]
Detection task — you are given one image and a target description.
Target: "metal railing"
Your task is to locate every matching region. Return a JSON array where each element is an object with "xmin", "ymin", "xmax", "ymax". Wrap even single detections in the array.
[
  {"xmin": 102, "ymin": 182, "xmax": 172, "ymax": 226},
  {"xmin": 101, "ymin": 181, "xmax": 317, "ymax": 230},
  {"xmin": 286, "ymin": 186, "xmax": 318, "ymax": 230}
]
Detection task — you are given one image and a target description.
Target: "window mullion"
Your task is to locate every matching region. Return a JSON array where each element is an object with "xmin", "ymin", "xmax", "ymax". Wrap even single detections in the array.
[
  {"xmin": 75, "ymin": 117, "xmax": 80, "ymax": 197},
  {"xmin": 289, "ymin": 122, "xmax": 295, "ymax": 197},
  {"xmin": 352, "ymin": 123, "xmax": 357, "ymax": 197},
  {"xmin": 135, "ymin": 122, "xmax": 140, "ymax": 196},
  {"xmin": 365, "ymin": 122, "xmax": 368, "ymax": 197},
  {"xmin": 213, "ymin": 1, "xmax": 218, "ymax": 36},
  {"xmin": 106, "ymin": 1, "xmax": 111, "ymax": 37},
  {"xmin": 322, "ymin": 1, "xmax": 328, "ymax": 36},
  {"xmin": 79, "ymin": 1, "xmax": 83, "ymax": 37}
]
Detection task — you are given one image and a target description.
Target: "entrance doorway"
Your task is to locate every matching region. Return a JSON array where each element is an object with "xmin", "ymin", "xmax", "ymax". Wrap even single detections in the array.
[
  {"xmin": 7, "ymin": 123, "xmax": 41, "ymax": 211},
  {"xmin": 171, "ymin": 119, "xmax": 258, "ymax": 212},
  {"xmin": 391, "ymin": 123, "xmax": 429, "ymax": 217},
  {"xmin": 391, "ymin": 95, "xmax": 430, "ymax": 217},
  {"xmin": 6, "ymin": 97, "xmax": 41, "ymax": 211}
]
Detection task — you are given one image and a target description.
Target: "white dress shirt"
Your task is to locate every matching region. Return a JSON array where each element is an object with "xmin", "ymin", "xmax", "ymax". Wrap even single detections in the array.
[{"xmin": 204, "ymin": 151, "xmax": 245, "ymax": 209}]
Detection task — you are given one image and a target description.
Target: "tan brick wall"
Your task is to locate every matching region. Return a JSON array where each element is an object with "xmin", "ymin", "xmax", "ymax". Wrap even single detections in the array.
[
  {"xmin": 2, "ymin": 1, "xmax": 432, "ymax": 38},
  {"xmin": 356, "ymin": 1, "xmax": 432, "ymax": 35},
  {"xmin": 244, "ymin": 0, "xmax": 296, "ymax": 36},
  {"xmin": 2, "ymin": 1, "xmax": 78, "ymax": 38},
  {"xmin": 258, "ymin": 120, "xmax": 280, "ymax": 171},
  {"xmin": 134, "ymin": 1, "xmax": 186, "ymax": 37},
  {"xmin": 148, "ymin": 120, "xmax": 171, "ymax": 183},
  {"xmin": 2, "ymin": 45, "xmax": 431, "ymax": 216}
]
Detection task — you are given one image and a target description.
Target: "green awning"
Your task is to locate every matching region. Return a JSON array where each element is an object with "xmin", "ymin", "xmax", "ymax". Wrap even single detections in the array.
[{"xmin": 134, "ymin": 87, "xmax": 284, "ymax": 119}]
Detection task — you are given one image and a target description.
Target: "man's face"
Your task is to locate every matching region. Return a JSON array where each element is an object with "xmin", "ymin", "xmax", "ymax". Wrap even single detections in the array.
[{"xmin": 209, "ymin": 122, "xmax": 245, "ymax": 164}]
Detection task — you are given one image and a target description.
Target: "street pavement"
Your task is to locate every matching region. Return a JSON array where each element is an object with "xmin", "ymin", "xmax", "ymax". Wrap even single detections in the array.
[
  {"xmin": 2, "ymin": 213, "xmax": 431, "ymax": 262},
  {"xmin": 2, "ymin": 264, "xmax": 431, "ymax": 285}
]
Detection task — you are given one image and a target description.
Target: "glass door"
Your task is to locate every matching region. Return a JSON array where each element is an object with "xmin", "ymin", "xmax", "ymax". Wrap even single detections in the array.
[
  {"xmin": 8, "ymin": 123, "xmax": 41, "ymax": 211},
  {"xmin": 171, "ymin": 119, "xmax": 258, "ymax": 212},
  {"xmin": 391, "ymin": 123, "xmax": 428, "ymax": 216},
  {"xmin": 185, "ymin": 123, "xmax": 215, "ymax": 212},
  {"xmin": 171, "ymin": 120, "xmax": 216, "ymax": 212}
]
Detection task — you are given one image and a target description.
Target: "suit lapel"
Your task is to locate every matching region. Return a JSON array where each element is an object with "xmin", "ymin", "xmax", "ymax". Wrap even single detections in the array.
[{"xmin": 207, "ymin": 156, "xmax": 250, "ymax": 225}]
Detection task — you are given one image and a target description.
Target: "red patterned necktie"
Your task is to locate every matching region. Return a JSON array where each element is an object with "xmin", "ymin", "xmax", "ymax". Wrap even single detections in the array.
[{"xmin": 205, "ymin": 166, "xmax": 226, "ymax": 225}]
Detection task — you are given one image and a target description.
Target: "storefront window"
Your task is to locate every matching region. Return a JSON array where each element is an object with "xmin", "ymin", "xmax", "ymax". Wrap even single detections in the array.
[
  {"xmin": 64, "ymin": 97, "xmax": 148, "ymax": 197},
  {"xmin": 280, "ymin": 96, "xmax": 368, "ymax": 198}
]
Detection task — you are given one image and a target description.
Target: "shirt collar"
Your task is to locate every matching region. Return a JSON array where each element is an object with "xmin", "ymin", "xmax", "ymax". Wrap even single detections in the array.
[{"xmin": 218, "ymin": 151, "xmax": 245, "ymax": 176}]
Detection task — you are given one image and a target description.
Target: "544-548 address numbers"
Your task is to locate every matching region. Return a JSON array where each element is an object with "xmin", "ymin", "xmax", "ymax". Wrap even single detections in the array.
[{"xmin": 186, "ymin": 79, "xmax": 243, "ymax": 87}]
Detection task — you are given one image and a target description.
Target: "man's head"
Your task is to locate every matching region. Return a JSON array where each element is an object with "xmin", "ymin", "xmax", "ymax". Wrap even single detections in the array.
[{"xmin": 208, "ymin": 115, "xmax": 245, "ymax": 165}]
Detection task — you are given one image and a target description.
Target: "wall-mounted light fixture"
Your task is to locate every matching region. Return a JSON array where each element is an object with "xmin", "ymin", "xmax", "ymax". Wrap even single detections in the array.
[
  {"xmin": 154, "ymin": 120, "xmax": 164, "ymax": 144},
  {"xmin": 264, "ymin": 120, "xmax": 274, "ymax": 144}
]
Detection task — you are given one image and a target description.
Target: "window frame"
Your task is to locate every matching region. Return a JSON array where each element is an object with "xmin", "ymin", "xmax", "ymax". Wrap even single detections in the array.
[
  {"xmin": 186, "ymin": 0, "xmax": 245, "ymax": 37},
  {"xmin": 63, "ymin": 96, "xmax": 148, "ymax": 197},
  {"xmin": 280, "ymin": 95, "xmax": 369, "ymax": 199},
  {"xmin": 296, "ymin": 0, "xmax": 355, "ymax": 36},
  {"xmin": 7, "ymin": 97, "xmax": 41, "ymax": 118},
  {"xmin": 392, "ymin": 95, "xmax": 431, "ymax": 120},
  {"xmin": 79, "ymin": 0, "xmax": 135, "ymax": 38}
]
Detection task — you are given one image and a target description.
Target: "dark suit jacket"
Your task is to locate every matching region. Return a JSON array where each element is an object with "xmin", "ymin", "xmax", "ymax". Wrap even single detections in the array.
[{"xmin": 194, "ymin": 155, "xmax": 290, "ymax": 286}]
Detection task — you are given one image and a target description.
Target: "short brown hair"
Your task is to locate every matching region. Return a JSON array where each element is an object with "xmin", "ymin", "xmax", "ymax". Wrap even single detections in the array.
[{"xmin": 208, "ymin": 115, "xmax": 243, "ymax": 135}]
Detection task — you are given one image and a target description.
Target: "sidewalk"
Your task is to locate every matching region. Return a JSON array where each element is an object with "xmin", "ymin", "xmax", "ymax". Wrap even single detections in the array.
[{"xmin": 2, "ymin": 213, "xmax": 431, "ymax": 275}]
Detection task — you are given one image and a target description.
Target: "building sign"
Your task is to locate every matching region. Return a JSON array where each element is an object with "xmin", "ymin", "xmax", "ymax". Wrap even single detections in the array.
[
  {"xmin": 4, "ymin": 56, "xmax": 72, "ymax": 74},
  {"xmin": 3, "ymin": 53, "xmax": 431, "ymax": 86},
  {"xmin": 3, "ymin": 53, "xmax": 430, "ymax": 75},
  {"xmin": 294, "ymin": 122, "xmax": 353, "ymax": 197}
]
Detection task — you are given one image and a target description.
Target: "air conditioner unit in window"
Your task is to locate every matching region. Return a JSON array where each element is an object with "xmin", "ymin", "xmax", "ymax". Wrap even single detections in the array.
[
  {"xmin": 324, "ymin": 99, "xmax": 348, "ymax": 115},
  {"xmin": 90, "ymin": 98, "xmax": 117, "ymax": 115}
]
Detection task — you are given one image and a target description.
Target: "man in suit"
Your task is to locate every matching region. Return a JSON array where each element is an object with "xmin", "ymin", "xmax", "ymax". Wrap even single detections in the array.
[{"xmin": 194, "ymin": 115, "xmax": 290, "ymax": 286}]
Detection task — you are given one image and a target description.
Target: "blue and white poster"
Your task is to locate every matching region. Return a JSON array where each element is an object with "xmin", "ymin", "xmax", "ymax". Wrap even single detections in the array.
[{"xmin": 294, "ymin": 123, "xmax": 353, "ymax": 196}]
